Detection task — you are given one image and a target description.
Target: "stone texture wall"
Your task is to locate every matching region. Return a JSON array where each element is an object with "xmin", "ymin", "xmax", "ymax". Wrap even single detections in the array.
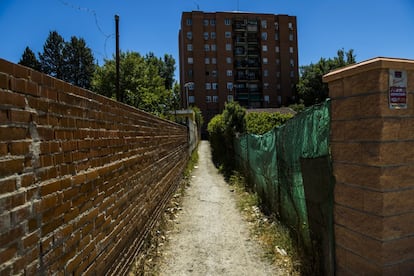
[
  {"xmin": 324, "ymin": 57, "xmax": 414, "ymax": 275},
  {"xmin": 0, "ymin": 59, "xmax": 189, "ymax": 274}
]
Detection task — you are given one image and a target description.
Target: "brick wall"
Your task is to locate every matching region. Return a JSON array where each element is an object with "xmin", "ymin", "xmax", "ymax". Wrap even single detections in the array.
[
  {"xmin": 0, "ymin": 59, "xmax": 189, "ymax": 274},
  {"xmin": 324, "ymin": 57, "xmax": 414, "ymax": 275}
]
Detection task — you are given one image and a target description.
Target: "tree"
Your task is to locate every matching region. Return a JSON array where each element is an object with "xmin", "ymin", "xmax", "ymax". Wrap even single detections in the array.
[
  {"xmin": 18, "ymin": 46, "xmax": 41, "ymax": 71},
  {"xmin": 39, "ymin": 31, "xmax": 65, "ymax": 79},
  {"xmin": 92, "ymin": 51, "xmax": 176, "ymax": 116},
  {"xmin": 297, "ymin": 48, "xmax": 356, "ymax": 106},
  {"xmin": 63, "ymin": 36, "xmax": 95, "ymax": 89}
]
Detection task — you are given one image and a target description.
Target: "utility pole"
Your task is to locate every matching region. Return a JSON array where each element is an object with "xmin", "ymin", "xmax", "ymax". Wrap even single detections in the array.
[{"xmin": 115, "ymin": 14, "xmax": 120, "ymax": 102}]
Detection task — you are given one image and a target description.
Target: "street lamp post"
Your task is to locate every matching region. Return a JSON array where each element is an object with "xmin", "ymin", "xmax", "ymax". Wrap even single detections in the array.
[{"xmin": 183, "ymin": 82, "xmax": 194, "ymax": 109}]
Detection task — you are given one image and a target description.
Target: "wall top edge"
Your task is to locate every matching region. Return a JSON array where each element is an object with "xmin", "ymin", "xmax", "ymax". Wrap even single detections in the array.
[{"xmin": 323, "ymin": 57, "xmax": 414, "ymax": 83}]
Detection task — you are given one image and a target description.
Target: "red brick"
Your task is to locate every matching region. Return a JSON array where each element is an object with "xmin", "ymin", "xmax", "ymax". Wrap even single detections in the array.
[
  {"xmin": 0, "ymin": 127, "xmax": 27, "ymax": 141},
  {"xmin": 13, "ymin": 78, "xmax": 27, "ymax": 93},
  {"xmin": 40, "ymin": 180, "xmax": 62, "ymax": 196},
  {"xmin": 0, "ymin": 244, "xmax": 17, "ymax": 263},
  {"xmin": 8, "ymin": 109, "xmax": 32, "ymax": 123},
  {"xmin": 0, "ymin": 178, "xmax": 16, "ymax": 193},
  {"xmin": 0, "ymin": 59, "xmax": 14, "ymax": 75},
  {"xmin": 9, "ymin": 141, "xmax": 30, "ymax": 155},
  {"xmin": 10, "ymin": 204, "xmax": 31, "ymax": 225},
  {"xmin": 0, "ymin": 73, "xmax": 9, "ymax": 89},
  {"xmin": 13, "ymin": 63, "xmax": 30, "ymax": 79},
  {"xmin": 22, "ymin": 231, "xmax": 40, "ymax": 248},
  {"xmin": 0, "ymin": 157, "xmax": 24, "ymax": 177},
  {"xmin": 0, "ymin": 90, "xmax": 26, "ymax": 108},
  {"xmin": 21, "ymin": 173, "xmax": 35, "ymax": 187}
]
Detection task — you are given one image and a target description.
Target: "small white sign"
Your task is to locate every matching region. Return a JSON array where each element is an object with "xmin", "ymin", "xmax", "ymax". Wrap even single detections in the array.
[{"xmin": 389, "ymin": 69, "xmax": 407, "ymax": 109}]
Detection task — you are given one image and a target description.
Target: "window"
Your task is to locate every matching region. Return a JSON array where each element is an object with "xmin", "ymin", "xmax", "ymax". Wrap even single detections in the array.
[
  {"xmin": 261, "ymin": 20, "xmax": 267, "ymax": 28},
  {"xmin": 187, "ymin": 32, "xmax": 193, "ymax": 40},
  {"xmin": 227, "ymin": 95, "xmax": 234, "ymax": 102},
  {"xmin": 206, "ymin": 96, "xmax": 212, "ymax": 102},
  {"xmin": 225, "ymin": 18, "xmax": 231, "ymax": 25},
  {"xmin": 212, "ymin": 58, "xmax": 217, "ymax": 64},
  {"xmin": 277, "ymin": 84, "xmax": 281, "ymax": 90},
  {"xmin": 212, "ymin": 96, "xmax": 218, "ymax": 103},
  {"xmin": 212, "ymin": 83, "xmax": 218, "ymax": 90},
  {"xmin": 274, "ymin": 22, "xmax": 279, "ymax": 30},
  {"xmin": 212, "ymin": 70, "xmax": 217, "ymax": 77},
  {"xmin": 188, "ymin": 57, "xmax": 193, "ymax": 64},
  {"xmin": 188, "ymin": 69, "xmax": 193, "ymax": 78},
  {"xmin": 261, "ymin": 32, "xmax": 268, "ymax": 40},
  {"xmin": 290, "ymin": 71, "xmax": 295, "ymax": 78},
  {"xmin": 204, "ymin": 32, "xmax": 209, "ymax": 40},
  {"xmin": 186, "ymin": 18, "xmax": 192, "ymax": 26},
  {"xmin": 275, "ymin": 46, "xmax": 280, "ymax": 53},
  {"xmin": 205, "ymin": 57, "xmax": 210, "ymax": 64},
  {"xmin": 275, "ymin": 33, "xmax": 279, "ymax": 41},
  {"xmin": 226, "ymin": 57, "xmax": 232, "ymax": 64},
  {"xmin": 290, "ymin": 59, "xmax": 295, "ymax": 67},
  {"xmin": 277, "ymin": 95, "xmax": 282, "ymax": 104},
  {"xmin": 187, "ymin": 82, "xmax": 195, "ymax": 90},
  {"xmin": 187, "ymin": 44, "xmax": 193, "ymax": 51},
  {"xmin": 227, "ymin": 82, "xmax": 233, "ymax": 89},
  {"xmin": 276, "ymin": 71, "xmax": 280, "ymax": 78},
  {"xmin": 226, "ymin": 70, "xmax": 233, "ymax": 77},
  {"xmin": 226, "ymin": 43, "xmax": 232, "ymax": 51},
  {"xmin": 205, "ymin": 83, "xmax": 211, "ymax": 90},
  {"xmin": 225, "ymin": 31, "xmax": 232, "ymax": 38},
  {"xmin": 210, "ymin": 19, "xmax": 216, "ymax": 26},
  {"xmin": 189, "ymin": 96, "xmax": 195, "ymax": 103},
  {"xmin": 276, "ymin": 58, "xmax": 280, "ymax": 65},
  {"xmin": 264, "ymin": 95, "xmax": 270, "ymax": 102},
  {"xmin": 289, "ymin": 33, "xmax": 294, "ymax": 41},
  {"xmin": 204, "ymin": 44, "xmax": 210, "ymax": 51},
  {"xmin": 288, "ymin": 22, "xmax": 293, "ymax": 30},
  {"xmin": 289, "ymin": 46, "xmax": 294, "ymax": 54},
  {"xmin": 263, "ymin": 69, "xmax": 269, "ymax": 77},
  {"xmin": 264, "ymin": 83, "xmax": 269, "ymax": 89},
  {"xmin": 263, "ymin": 57, "xmax": 268, "ymax": 64},
  {"xmin": 211, "ymin": 32, "xmax": 216, "ymax": 39},
  {"xmin": 262, "ymin": 45, "xmax": 268, "ymax": 52},
  {"xmin": 204, "ymin": 19, "xmax": 209, "ymax": 26}
]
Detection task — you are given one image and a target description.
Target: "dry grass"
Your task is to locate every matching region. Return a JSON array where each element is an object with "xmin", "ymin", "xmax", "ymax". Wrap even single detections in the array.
[{"xmin": 229, "ymin": 172, "xmax": 302, "ymax": 275}]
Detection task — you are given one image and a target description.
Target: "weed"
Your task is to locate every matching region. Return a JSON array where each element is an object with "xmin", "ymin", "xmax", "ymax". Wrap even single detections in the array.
[{"xmin": 229, "ymin": 171, "xmax": 301, "ymax": 275}]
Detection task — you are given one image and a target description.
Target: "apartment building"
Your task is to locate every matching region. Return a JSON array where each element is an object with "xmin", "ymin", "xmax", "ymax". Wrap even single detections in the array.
[{"xmin": 179, "ymin": 11, "xmax": 299, "ymax": 131}]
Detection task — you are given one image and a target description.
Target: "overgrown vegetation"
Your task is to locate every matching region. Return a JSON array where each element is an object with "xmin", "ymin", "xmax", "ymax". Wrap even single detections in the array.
[
  {"xmin": 208, "ymin": 101, "xmax": 292, "ymax": 177},
  {"xmin": 229, "ymin": 172, "xmax": 303, "ymax": 275},
  {"xmin": 245, "ymin": 112, "xmax": 292, "ymax": 135}
]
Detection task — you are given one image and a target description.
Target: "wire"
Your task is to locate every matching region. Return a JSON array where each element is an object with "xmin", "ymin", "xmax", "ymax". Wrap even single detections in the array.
[{"xmin": 58, "ymin": 0, "xmax": 114, "ymax": 59}]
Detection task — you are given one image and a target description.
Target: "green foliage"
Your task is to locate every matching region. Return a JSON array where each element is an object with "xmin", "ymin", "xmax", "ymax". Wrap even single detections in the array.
[
  {"xmin": 288, "ymin": 102, "xmax": 305, "ymax": 113},
  {"xmin": 191, "ymin": 106, "xmax": 204, "ymax": 128},
  {"xmin": 297, "ymin": 48, "xmax": 356, "ymax": 106},
  {"xmin": 91, "ymin": 51, "xmax": 176, "ymax": 116},
  {"xmin": 34, "ymin": 30, "xmax": 95, "ymax": 89},
  {"xmin": 39, "ymin": 31, "xmax": 65, "ymax": 79},
  {"xmin": 246, "ymin": 112, "xmax": 293, "ymax": 135},
  {"xmin": 208, "ymin": 102, "xmax": 246, "ymax": 176},
  {"xmin": 63, "ymin": 36, "xmax": 95, "ymax": 89},
  {"xmin": 207, "ymin": 113, "xmax": 226, "ymax": 166},
  {"xmin": 19, "ymin": 46, "xmax": 41, "ymax": 71}
]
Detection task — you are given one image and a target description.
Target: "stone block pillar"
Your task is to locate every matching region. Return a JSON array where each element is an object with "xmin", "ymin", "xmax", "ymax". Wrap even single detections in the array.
[{"xmin": 323, "ymin": 57, "xmax": 414, "ymax": 275}]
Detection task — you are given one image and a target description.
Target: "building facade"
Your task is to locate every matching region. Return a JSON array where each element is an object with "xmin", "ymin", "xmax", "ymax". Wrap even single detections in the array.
[{"xmin": 179, "ymin": 11, "xmax": 299, "ymax": 132}]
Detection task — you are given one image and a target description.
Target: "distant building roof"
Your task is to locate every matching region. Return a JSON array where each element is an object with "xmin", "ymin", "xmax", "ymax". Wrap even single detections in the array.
[{"xmin": 245, "ymin": 107, "xmax": 297, "ymax": 115}]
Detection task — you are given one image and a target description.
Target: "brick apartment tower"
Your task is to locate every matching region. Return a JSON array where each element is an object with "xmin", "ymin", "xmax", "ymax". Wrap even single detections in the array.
[{"xmin": 179, "ymin": 11, "xmax": 299, "ymax": 134}]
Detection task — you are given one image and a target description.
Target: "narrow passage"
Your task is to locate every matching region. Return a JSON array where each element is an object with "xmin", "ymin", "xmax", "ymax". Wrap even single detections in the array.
[{"xmin": 157, "ymin": 141, "xmax": 282, "ymax": 275}]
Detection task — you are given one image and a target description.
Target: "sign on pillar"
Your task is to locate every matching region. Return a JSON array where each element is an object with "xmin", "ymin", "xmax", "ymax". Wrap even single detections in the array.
[{"xmin": 389, "ymin": 69, "xmax": 407, "ymax": 109}]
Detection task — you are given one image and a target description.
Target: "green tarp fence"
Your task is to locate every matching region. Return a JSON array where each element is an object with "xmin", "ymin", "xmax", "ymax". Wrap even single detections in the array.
[{"xmin": 234, "ymin": 100, "xmax": 334, "ymax": 274}]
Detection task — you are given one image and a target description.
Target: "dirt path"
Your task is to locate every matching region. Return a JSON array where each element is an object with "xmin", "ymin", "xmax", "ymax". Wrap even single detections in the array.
[{"xmin": 157, "ymin": 141, "xmax": 282, "ymax": 276}]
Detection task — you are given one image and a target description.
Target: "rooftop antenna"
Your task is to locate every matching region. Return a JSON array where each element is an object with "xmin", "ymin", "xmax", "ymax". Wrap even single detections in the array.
[{"xmin": 194, "ymin": 1, "xmax": 200, "ymax": 10}]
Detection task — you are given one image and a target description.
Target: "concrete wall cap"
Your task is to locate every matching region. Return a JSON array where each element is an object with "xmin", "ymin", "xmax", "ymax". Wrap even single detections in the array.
[{"xmin": 323, "ymin": 57, "xmax": 414, "ymax": 83}]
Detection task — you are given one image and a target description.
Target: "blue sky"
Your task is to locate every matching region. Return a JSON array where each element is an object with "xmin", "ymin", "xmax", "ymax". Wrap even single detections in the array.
[{"xmin": 1, "ymin": 0, "xmax": 414, "ymax": 79}]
